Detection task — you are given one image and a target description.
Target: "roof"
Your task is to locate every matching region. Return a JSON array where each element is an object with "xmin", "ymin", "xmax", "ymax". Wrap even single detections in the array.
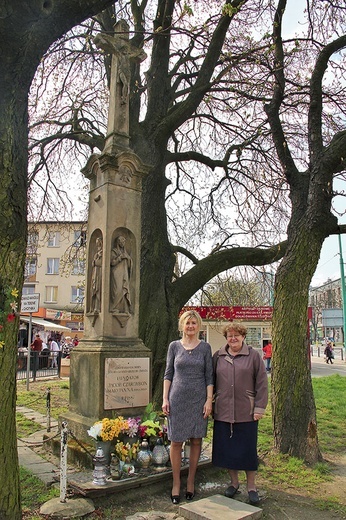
[{"xmin": 20, "ymin": 316, "xmax": 71, "ymax": 332}]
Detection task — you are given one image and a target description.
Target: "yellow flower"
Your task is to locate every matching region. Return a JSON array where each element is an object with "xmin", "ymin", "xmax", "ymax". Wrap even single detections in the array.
[{"xmin": 11, "ymin": 288, "xmax": 19, "ymax": 298}]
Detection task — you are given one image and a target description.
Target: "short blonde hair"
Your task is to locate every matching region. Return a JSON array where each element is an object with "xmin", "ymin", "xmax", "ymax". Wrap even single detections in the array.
[
  {"xmin": 179, "ymin": 310, "xmax": 202, "ymax": 332},
  {"xmin": 222, "ymin": 322, "xmax": 247, "ymax": 338}
]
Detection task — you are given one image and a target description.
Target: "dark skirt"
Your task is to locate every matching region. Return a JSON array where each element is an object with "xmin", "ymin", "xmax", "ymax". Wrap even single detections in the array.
[{"xmin": 212, "ymin": 420, "xmax": 259, "ymax": 471}]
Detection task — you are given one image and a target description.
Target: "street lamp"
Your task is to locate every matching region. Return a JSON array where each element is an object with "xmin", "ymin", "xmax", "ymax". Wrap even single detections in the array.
[{"xmin": 338, "ymin": 233, "xmax": 346, "ymax": 357}]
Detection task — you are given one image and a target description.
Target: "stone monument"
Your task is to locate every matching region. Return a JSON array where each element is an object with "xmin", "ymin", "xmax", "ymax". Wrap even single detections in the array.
[{"xmin": 62, "ymin": 20, "xmax": 151, "ymax": 440}]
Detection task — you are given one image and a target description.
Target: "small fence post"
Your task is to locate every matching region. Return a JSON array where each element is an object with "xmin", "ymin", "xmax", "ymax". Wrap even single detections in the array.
[
  {"xmin": 60, "ymin": 421, "xmax": 68, "ymax": 503},
  {"xmin": 46, "ymin": 387, "xmax": 51, "ymax": 432}
]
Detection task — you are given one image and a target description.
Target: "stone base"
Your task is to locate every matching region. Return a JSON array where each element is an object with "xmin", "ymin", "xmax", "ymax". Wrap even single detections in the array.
[
  {"xmin": 44, "ymin": 430, "xmax": 94, "ymax": 469},
  {"xmin": 40, "ymin": 497, "xmax": 95, "ymax": 518},
  {"xmin": 60, "ymin": 337, "xmax": 152, "ymax": 443}
]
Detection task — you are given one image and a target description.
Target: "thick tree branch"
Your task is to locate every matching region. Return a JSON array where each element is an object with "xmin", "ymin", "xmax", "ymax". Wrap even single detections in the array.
[
  {"xmin": 152, "ymin": 0, "xmax": 247, "ymax": 140},
  {"xmin": 322, "ymin": 130, "xmax": 346, "ymax": 175},
  {"xmin": 264, "ymin": 0, "xmax": 299, "ymax": 187},
  {"xmin": 171, "ymin": 245, "xmax": 199, "ymax": 265},
  {"xmin": 0, "ymin": 0, "xmax": 116, "ymax": 70},
  {"xmin": 173, "ymin": 241, "xmax": 287, "ymax": 307},
  {"xmin": 309, "ymin": 35, "xmax": 346, "ymax": 162},
  {"xmin": 165, "ymin": 150, "xmax": 225, "ymax": 169}
]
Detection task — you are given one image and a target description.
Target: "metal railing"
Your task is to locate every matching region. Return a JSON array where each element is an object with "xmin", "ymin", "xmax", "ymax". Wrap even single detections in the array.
[
  {"xmin": 16, "ymin": 351, "xmax": 61, "ymax": 380},
  {"xmin": 310, "ymin": 345, "xmax": 344, "ymax": 360}
]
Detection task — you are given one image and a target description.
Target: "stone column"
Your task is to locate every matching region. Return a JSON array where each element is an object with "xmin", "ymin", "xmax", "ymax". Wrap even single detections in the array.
[{"xmin": 61, "ymin": 21, "xmax": 151, "ymax": 442}]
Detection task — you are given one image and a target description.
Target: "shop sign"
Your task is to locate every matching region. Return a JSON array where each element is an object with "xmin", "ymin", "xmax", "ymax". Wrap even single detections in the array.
[
  {"xmin": 46, "ymin": 309, "xmax": 72, "ymax": 320},
  {"xmin": 182, "ymin": 305, "xmax": 273, "ymax": 321}
]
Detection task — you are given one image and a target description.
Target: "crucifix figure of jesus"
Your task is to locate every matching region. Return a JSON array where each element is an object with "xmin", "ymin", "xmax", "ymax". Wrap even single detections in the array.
[{"xmin": 94, "ymin": 20, "xmax": 146, "ymax": 151}]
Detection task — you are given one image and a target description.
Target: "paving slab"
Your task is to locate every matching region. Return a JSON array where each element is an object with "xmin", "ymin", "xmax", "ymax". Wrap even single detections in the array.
[
  {"xmin": 18, "ymin": 445, "xmax": 59, "ymax": 485},
  {"xmin": 17, "ymin": 406, "xmax": 59, "ymax": 428},
  {"xmin": 179, "ymin": 495, "xmax": 262, "ymax": 520},
  {"xmin": 126, "ymin": 513, "xmax": 184, "ymax": 520}
]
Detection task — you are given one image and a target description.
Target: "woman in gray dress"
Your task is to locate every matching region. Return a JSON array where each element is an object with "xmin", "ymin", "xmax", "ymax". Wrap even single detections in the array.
[{"xmin": 162, "ymin": 310, "xmax": 213, "ymax": 504}]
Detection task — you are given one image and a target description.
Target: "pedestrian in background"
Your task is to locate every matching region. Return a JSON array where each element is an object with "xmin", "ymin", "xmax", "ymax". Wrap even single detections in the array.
[
  {"xmin": 48, "ymin": 338, "xmax": 60, "ymax": 368},
  {"xmin": 324, "ymin": 341, "xmax": 334, "ymax": 364},
  {"xmin": 262, "ymin": 340, "xmax": 272, "ymax": 372}
]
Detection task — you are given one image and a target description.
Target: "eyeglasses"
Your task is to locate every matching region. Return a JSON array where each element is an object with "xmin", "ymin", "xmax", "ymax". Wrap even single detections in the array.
[{"xmin": 227, "ymin": 335, "xmax": 241, "ymax": 339}]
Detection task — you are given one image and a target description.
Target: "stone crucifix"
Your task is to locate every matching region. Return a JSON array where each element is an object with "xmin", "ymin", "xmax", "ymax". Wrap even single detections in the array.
[{"xmin": 94, "ymin": 20, "xmax": 147, "ymax": 152}]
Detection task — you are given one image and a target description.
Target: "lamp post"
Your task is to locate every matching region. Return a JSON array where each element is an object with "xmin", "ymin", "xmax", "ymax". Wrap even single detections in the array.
[{"xmin": 338, "ymin": 234, "xmax": 346, "ymax": 357}]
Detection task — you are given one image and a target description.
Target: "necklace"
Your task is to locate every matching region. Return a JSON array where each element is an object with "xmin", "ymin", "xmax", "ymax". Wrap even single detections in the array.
[{"xmin": 181, "ymin": 339, "xmax": 199, "ymax": 354}]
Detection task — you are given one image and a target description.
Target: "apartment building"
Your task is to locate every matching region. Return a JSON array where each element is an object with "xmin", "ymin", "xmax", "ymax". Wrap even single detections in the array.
[
  {"xmin": 22, "ymin": 221, "xmax": 87, "ymax": 335},
  {"xmin": 309, "ymin": 278, "xmax": 343, "ymax": 341}
]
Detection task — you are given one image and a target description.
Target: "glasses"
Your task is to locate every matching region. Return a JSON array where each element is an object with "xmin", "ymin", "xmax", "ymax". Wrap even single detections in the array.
[{"xmin": 227, "ymin": 335, "xmax": 241, "ymax": 339}]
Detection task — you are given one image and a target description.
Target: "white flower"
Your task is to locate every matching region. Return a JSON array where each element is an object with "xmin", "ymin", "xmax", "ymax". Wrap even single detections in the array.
[{"xmin": 87, "ymin": 422, "xmax": 103, "ymax": 440}]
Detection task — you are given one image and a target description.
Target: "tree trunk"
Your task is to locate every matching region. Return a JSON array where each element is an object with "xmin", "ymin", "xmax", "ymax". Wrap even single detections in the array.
[
  {"xmin": 0, "ymin": 83, "xmax": 28, "ymax": 520},
  {"xmin": 0, "ymin": 2, "xmax": 120, "ymax": 517},
  {"xmin": 271, "ymin": 217, "xmax": 327, "ymax": 463},
  {"xmin": 138, "ymin": 150, "xmax": 180, "ymax": 405}
]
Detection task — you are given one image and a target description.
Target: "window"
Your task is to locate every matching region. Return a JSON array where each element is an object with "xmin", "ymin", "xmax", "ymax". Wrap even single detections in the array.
[
  {"xmin": 27, "ymin": 232, "xmax": 38, "ymax": 246},
  {"xmin": 45, "ymin": 286, "xmax": 58, "ymax": 302},
  {"xmin": 72, "ymin": 259, "xmax": 86, "ymax": 275},
  {"xmin": 47, "ymin": 258, "xmax": 59, "ymax": 274},
  {"xmin": 22, "ymin": 285, "xmax": 35, "ymax": 295},
  {"xmin": 73, "ymin": 230, "xmax": 87, "ymax": 247},
  {"xmin": 71, "ymin": 286, "xmax": 84, "ymax": 304},
  {"xmin": 47, "ymin": 231, "xmax": 60, "ymax": 247},
  {"xmin": 66, "ymin": 321, "xmax": 84, "ymax": 331},
  {"xmin": 24, "ymin": 257, "xmax": 37, "ymax": 279}
]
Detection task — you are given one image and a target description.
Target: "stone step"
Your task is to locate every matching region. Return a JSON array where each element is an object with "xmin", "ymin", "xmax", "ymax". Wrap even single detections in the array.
[{"xmin": 179, "ymin": 494, "xmax": 262, "ymax": 520}]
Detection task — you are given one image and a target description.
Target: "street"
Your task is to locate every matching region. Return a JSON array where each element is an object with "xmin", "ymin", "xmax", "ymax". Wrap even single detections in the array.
[{"xmin": 310, "ymin": 354, "xmax": 346, "ymax": 377}]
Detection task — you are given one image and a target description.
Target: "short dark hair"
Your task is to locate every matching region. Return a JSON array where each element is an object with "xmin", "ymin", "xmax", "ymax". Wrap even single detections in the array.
[{"xmin": 223, "ymin": 322, "xmax": 247, "ymax": 338}]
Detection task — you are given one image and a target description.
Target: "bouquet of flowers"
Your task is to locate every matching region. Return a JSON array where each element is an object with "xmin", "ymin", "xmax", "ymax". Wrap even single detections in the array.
[
  {"xmin": 138, "ymin": 420, "xmax": 166, "ymax": 439},
  {"xmin": 87, "ymin": 416, "xmax": 129, "ymax": 442},
  {"xmin": 114, "ymin": 440, "xmax": 140, "ymax": 462},
  {"xmin": 123, "ymin": 417, "xmax": 141, "ymax": 438}
]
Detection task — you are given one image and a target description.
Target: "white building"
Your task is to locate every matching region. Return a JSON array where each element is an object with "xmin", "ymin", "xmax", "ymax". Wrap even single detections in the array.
[{"xmin": 22, "ymin": 221, "xmax": 87, "ymax": 336}]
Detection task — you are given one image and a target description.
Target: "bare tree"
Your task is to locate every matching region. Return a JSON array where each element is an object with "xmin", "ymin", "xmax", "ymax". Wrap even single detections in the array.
[{"xmin": 0, "ymin": 1, "xmax": 116, "ymax": 517}]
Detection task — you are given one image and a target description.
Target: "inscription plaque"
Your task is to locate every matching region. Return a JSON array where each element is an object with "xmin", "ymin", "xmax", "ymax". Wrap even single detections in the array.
[{"xmin": 104, "ymin": 357, "xmax": 150, "ymax": 409}]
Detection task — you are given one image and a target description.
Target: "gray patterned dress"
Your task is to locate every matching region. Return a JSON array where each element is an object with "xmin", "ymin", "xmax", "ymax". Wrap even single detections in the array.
[{"xmin": 164, "ymin": 340, "xmax": 214, "ymax": 442}]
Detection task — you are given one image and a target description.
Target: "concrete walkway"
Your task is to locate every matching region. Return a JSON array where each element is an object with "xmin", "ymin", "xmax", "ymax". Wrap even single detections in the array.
[{"xmin": 17, "ymin": 406, "xmax": 60, "ymax": 486}]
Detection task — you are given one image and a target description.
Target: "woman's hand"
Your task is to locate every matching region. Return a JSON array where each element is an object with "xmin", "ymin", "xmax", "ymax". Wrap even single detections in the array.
[
  {"xmin": 253, "ymin": 413, "xmax": 263, "ymax": 421},
  {"xmin": 203, "ymin": 399, "xmax": 213, "ymax": 419},
  {"xmin": 162, "ymin": 398, "xmax": 170, "ymax": 415}
]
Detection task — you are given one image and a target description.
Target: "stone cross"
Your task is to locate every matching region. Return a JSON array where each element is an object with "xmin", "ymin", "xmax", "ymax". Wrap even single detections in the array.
[{"xmin": 94, "ymin": 20, "xmax": 147, "ymax": 152}]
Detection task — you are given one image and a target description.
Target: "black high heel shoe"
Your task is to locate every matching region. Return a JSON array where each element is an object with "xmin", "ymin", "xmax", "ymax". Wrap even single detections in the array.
[
  {"xmin": 185, "ymin": 491, "xmax": 195, "ymax": 500},
  {"xmin": 171, "ymin": 494, "xmax": 180, "ymax": 505}
]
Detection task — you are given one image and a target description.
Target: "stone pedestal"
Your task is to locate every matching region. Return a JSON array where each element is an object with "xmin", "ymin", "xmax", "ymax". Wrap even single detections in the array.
[{"xmin": 63, "ymin": 338, "xmax": 151, "ymax": 442}]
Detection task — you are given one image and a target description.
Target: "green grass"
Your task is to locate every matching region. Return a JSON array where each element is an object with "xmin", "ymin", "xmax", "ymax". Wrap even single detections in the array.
[
  {"xmin": 256, "ymin": 375, "xmax": 346, "ymax": 493},
  {"xmin": 16, "ymin": 414, "xmax": 43, "ymax": 438},
  {"xmin": 312, "ymin": 375, "xmax": 346, "ymax": 453},
  {"xmin": 17, "ymin": 380, "xmax": 69, "ymax": 419},
  {"xmin": 20, "ymin": 467, "xmax": 59, "ymax": 516}
]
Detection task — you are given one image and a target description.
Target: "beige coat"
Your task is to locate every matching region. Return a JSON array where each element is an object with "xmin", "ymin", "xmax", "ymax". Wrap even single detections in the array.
[{"xmin": 213, "ymin": 343, "xmax": 268, "ymax": 423}]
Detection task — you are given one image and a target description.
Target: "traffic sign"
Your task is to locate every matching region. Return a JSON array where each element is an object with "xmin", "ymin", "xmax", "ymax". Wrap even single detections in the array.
[{"xmin": 20, "ymin": 293, "xmax": 40, "ymax": 313}]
